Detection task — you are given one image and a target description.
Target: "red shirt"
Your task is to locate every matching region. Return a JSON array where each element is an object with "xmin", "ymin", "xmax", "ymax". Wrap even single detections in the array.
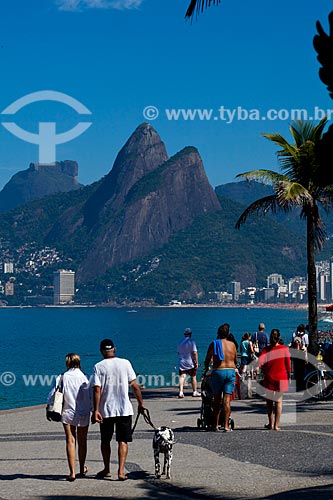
[{"xmin": 259, "ymin": 344, "xmax": 291, "ymax": 393}]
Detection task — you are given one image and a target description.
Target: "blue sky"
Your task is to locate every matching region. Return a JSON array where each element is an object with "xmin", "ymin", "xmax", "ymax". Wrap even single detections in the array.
[{"xmin": 0, "ymin": 0, "xmax": 331, "ymax": 190}]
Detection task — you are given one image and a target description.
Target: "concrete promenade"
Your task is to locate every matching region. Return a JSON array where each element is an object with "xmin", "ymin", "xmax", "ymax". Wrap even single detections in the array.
[{"xmin": 1, "ymin": 388, "xmax": 333, "ymax": 500}]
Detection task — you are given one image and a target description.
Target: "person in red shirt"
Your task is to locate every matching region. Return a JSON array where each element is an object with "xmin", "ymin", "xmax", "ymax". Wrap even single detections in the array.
[{"xmin": 259, "ymin": 328, "xmax": 291, "ymax": 431}]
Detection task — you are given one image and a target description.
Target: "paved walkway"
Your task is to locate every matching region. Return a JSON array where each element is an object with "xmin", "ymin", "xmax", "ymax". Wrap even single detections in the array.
[{"xmin": 1, "ymin": 388, "xmax": 333, "ymax": 499}]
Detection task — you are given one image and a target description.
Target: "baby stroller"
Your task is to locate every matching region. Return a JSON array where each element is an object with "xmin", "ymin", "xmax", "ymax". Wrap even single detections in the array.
[{"xmin": 197, "ymin": 371, "xmax": 235, "ymax": 430}]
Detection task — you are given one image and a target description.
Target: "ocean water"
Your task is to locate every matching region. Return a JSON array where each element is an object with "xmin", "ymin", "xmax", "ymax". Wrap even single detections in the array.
[{"xmin": 0, "ymin": 306, "xmax": 309, "ymax": 410}]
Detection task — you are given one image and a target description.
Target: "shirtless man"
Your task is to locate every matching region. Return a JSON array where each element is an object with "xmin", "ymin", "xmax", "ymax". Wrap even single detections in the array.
[{"xmin": 204, "ymin": 324, "xmax": 238, "ymax": 432}]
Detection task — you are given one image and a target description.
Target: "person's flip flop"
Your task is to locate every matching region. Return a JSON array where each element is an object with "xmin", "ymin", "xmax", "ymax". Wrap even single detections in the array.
[
  {"xmin": 66, "ymin": 476, "xmax": 76, "ymax": 482},
  {"xmin": 264, "ymin": 424, "xmax": 272, "ymax": 430}
]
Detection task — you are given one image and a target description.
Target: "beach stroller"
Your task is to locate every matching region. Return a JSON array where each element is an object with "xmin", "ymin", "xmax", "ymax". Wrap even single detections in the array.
[{"xmin": 197, "ymin": 372, "xmax": 235, "ymax": 430}]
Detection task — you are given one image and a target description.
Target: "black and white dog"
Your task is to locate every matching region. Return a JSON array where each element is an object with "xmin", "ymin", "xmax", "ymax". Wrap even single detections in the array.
[{"xmin": 153, "ymin": 426, "xmax": 175, "ymax": 479}]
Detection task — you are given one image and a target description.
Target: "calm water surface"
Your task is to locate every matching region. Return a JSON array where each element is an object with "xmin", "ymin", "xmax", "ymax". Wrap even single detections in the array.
[{"xmin": 0, "ymin": 306, "xmax": 309, "ymax": 410}]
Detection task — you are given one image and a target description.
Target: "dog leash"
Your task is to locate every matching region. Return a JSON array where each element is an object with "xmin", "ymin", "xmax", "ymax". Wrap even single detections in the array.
[{"xmin": 132, "ymin": 407, "xmax": 157, "ymax": 434}]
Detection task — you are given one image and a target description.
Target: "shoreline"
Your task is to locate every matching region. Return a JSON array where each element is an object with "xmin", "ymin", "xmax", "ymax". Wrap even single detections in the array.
[
  {"xmin": 0, "ymin": 302, "xmax": 314, "ymax": 310},
  {"xmin": 156, "ymin": 303, "xmax": 310, "ymax": 310}
]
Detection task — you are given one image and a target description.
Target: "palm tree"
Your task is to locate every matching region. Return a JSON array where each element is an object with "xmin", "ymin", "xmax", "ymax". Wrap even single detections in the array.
[
  {"xmin": 235, "ymin": 119, "xmax": 333, "ymax": 354},
  {"xmin": 185, "ymin": 0, "xmax": 221, "ymax": 19}
]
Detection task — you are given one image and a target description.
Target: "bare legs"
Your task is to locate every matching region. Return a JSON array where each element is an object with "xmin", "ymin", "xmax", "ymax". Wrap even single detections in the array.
[
  {"xmin": 99, "ymin": 441, "xmax": 128, "ymax": 480},
  {"xmin": 213, "ymin": 392, "xmax": 232, "ymax": 430},
  {"xmin": 63, "ymin": 424, "xmax": 76, "ymax": 480},
  {"xmin": 63, "ymin": 424, "xmax": 88, "ymax": 480},
  {"xmin": 274, "ymin": 397, "xmax": 283, "ymax": 431},
  {"xmin": 190, "ymin": 374, "xmax": 198, "ymax": 393},
  {"xmin": 100, "ymin": 442, "xmax": 111, "ymax": 476},
  {"xmin": 78, "ymin": 426, "xmax": 88, "ymax": 474},
  {"xmin": 222, "ymin": 394, "xmax": 232, "ymax": 430},
  {"xmin": 179, "ymin": 373, "xmax": 186, "ymax": 395},
  {"xmin": 265, "ymin": 392, "xmax": 283, "ymax": 430},
  {"xmin": 118, "ymin": 442, "xmax": 129, "ymax": 480},
  {"xmin": 213, "ymin": 392, "xmax": 222, "ymax": 429},
  {"xmin": 179, "ymin": 373, "xmax": 198, "ymax": 394}
]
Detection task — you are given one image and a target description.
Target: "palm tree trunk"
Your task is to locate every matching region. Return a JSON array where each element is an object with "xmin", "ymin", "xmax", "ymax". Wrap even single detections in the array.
[{"xmin": 306, "ymin": 212, "xmax": 318, "ymax": 355}]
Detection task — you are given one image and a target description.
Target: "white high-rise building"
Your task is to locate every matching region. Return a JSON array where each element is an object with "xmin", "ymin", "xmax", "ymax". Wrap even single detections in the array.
[
  {"xmin": 329, "ymin": 258, "xmax": 333, "ymax": 302},
  {"xmin": 318, "ymin": 272, "xmax": 327, "ymax": 302},
  {"xmin": 53, "ymin": 270, "xmax": 75, "ymax": 305},
  {"xmin": 267, "ymin": 273, "xmax": 284, "ymax": 288},
  {"xmin": 4, "ymin": 262, "xmax": 14, "ymax": 274}
]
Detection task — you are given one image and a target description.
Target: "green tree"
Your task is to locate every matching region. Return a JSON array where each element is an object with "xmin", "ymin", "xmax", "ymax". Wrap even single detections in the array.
[{"xmin": 235, "ymin": 119, "xmax": 333, "ymax": 354}]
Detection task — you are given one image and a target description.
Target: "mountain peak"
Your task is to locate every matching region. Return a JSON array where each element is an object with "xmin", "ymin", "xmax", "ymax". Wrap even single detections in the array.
[
  {"xmin": 78, "ymin": 142, "xmax": 221, "ymax": 279},
  {"xmin": 83, "ymin": 123, "xmax": 168, "ymax": 227}
]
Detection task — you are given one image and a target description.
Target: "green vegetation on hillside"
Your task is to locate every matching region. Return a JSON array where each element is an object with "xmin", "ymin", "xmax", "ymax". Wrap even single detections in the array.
[{"xmin": 88, "ymin": 194, "xmax": 307, "ymax": 304}]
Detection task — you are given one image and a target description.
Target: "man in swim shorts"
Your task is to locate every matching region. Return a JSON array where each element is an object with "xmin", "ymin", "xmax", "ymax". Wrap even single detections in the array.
[{"xmin": 204, "ymin": 324, "xmax": 238, "ymax": 432}]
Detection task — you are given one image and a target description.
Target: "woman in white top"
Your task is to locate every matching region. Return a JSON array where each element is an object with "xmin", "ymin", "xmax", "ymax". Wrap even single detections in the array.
[{"xmin": 57, "ymin": 353, "xmax": 91, "ymax": 481}]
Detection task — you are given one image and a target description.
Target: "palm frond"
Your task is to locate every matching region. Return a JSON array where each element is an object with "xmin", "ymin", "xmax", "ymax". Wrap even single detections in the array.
[
  {"xmin": 262, "ymin": 133, "xmax": 296, "ymax": 156},
  {"xmin": 289, "ymin": 119, "xmax": 328, "ymax": 146},
  {"xmin": 236, "ymin": 170, "xmax": 289, "ymax": 185},
  {"xmin": 279, "ymin": 142, "xmax": 317, "ymax": 186},
  {"xmin": 274, "ymin": 181, "xmax": 313, "ymax": 206},
  {"xmin": 313, "ymin": 118, "xmax": 329, "ymax": 141},
  {"xmin": 235, "ymin": 194, "xmax": 287, "ymax": 229},
  {"xmin": 313, "ymin": 11, "xmax": 333, "ymax": 100},
  {"xmin": 185, "ymin": 0, "xmax": 222, "ymax": 19},
  {"xmin": 264, "ymin": 120, "xmax": 329, "ymax": 187}
]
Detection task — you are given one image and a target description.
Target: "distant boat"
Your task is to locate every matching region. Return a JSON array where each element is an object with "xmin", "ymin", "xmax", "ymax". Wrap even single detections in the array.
[
  {"xmin": 127, "ymin": 309, "xmax": 137, "ymax": 313},
  {"xmin": 322, "ymin": 316, "xmax": 333, "ymax": 324}
]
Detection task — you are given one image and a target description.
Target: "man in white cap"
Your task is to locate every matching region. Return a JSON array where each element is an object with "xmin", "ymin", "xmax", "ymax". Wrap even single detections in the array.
[
  {"xmin": 91, "ymin": 339, "xmax": 144, "ymax": 480},
  {"xmin": 177, "ymin": 328, "xmax": 200, "ymax": 398}
]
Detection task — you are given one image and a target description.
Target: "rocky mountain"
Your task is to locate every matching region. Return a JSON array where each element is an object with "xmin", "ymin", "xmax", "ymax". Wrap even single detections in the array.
[
  {"xmin": 0, "ymin": 123, "xmax": 221, "ymax": 285},
  {"xmin": 3, "ymin": 123, "xmax": 330, "ymax": 303},
  {"xmin": 83, "ymin": 122, "xmax": 169, "ymax": 228},
  {"xmin": 77, "ymin": 145, "xmax": 221, "ymax": 281},
  {"xmin": 0, "ymin": 160, "xmax": 81, "ymax": 213}
]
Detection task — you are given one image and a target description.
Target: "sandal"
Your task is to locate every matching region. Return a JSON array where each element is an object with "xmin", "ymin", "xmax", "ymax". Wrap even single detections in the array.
[{"xmin": 264, "ymin": 424, "xmax": 272, "ymax": 430}]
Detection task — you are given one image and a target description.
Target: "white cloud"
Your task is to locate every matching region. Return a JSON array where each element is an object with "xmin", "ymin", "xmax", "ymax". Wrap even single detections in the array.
[{"xmin": 55, "ymin": 0, "xmax": 143, "ymax": 11}]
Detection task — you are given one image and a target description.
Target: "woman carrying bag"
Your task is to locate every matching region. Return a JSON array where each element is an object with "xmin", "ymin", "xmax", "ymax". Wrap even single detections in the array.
[{"xmin": 48, "ymin": 353, "xmax": 91, "ymax": 481}]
